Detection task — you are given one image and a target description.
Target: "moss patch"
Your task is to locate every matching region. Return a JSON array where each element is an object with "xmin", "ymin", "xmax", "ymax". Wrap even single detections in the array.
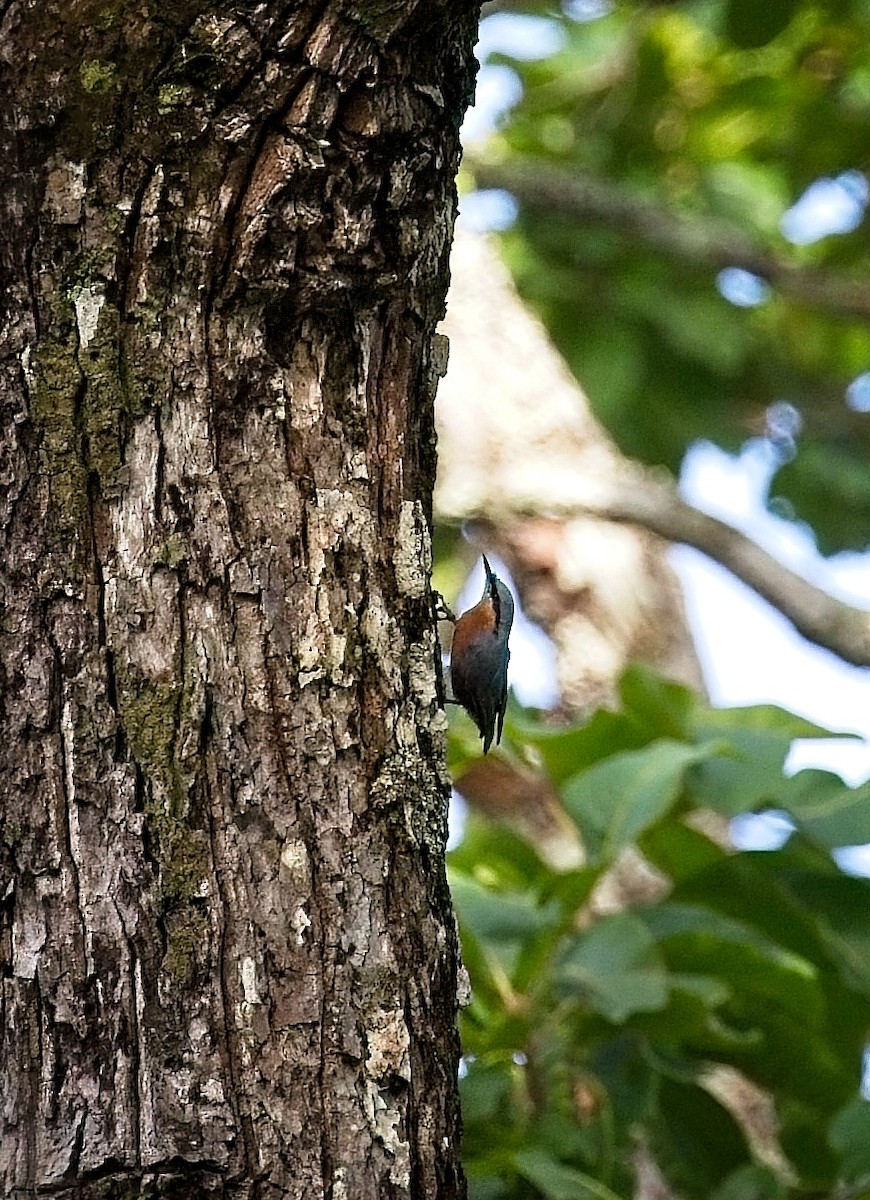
[
  {"xmin": 79, "ymin": 59, "xmax": 117, "ymax": 94},
  {"xmin": 164, "ymin": 907, "xmax": 209, "ymax": 987},
  {"xmin": 117, "ymin": 670, "xmax": 181, "ymax": 778},
  {"xmin": 117, "ymin": 663, "xmax": 211, "ymax": 983},
  {"xmin": 31, "ymin": 326, "xmax": 89, "ymax": 541},
  {"xmin": 30, "ymin": 277, "xmax": 130, "ymax": 534}
]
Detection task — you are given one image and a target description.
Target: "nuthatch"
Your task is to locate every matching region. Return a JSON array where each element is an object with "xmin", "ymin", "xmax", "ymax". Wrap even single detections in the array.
[{"xmin": 450, "ymin": 555, "xmax": 514, "ymax": 753}]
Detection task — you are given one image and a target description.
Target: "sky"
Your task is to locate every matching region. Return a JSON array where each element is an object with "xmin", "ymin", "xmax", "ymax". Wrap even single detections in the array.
[{"xmin": 451, "ymin": 7, "xmax": 870, "ymax": 863}]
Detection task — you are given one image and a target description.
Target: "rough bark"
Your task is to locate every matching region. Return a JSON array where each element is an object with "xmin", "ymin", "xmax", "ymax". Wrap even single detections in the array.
[{"xmin": 0, "ymin": 3, "xmax": 479, "ymax": 1197}]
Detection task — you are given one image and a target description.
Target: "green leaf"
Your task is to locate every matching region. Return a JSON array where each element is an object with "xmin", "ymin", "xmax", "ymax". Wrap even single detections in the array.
[
  {"xmin": 687, "ymin": 699, "xmax": 843, "ymax": 818},
  {"xmin": 829, "ymin": 1096, "xmax": 870, "ymax": 1182},
  {"xmin": 709, "ymin": 1164, "xmax": 787, "ymax": 1200},
  {"xmin": 667, "ymin": 846, "xmax": 870, "ymax": 1099},
  {"xmin": 450, "ymin": 872, "xmax": 562, "ymax": 1005},
  {"xmin": 691, "ymin": 700, "xmax": 830, "ymax": 811},
  {"xmin": 618, "ymin": 664, "xmax": 697, "ymax": 741},
  {"xmin": 467, "ymin": 1179, "xmax": 511, "ymax": 1200},
  {"xmin": 690, "ymin": 729, "xmax": 792, "ymax": 817},
  {"xmin": 631, "ymin": 977, "xmax": 750, "ymax": 1052},
  {"xmin": 664, "ymin": 971, "xmax": 732, "ymax": 1009},
  {"xmin": 460, "ymin": 1058, "xmax": 515, "ymax": 1126},
  {"xmin": 642, "ymin": 818, "xmax": 727, "ymax": 883},
  {"xmin": 640, "ymin": 903, "xmax": 822, "ymax": 1025},
  {"xmin": 539, "ymin": 865, "xmax": 603, "ymax": 918},
  {"xmin": 512, "ymin": 707, "xmax": 652, "ymax": 787},
  {"xmin": 625, "ymin": 274, "xmax": 750, "ymax": 373},
  {"xmin": 773, "ymin": 441, "xmax": 870, "ymax": 557},
  {"xmin": 455, "ymin": 923, "xmax": 512, "ymax": 1021},
  {"xmin": 693, "ymin": 704, "xmax": 841, "ymax": 740},
  {"xmin": 556, "ymin": 912, "xmax": 669, "ymax": 1021},
  {"xmin": 703, "ymin": 160, "xmax": 789, "ymax": 237},
  {"xmin": 652, "ymin": 1079, "xmax": 752, "ymax": 1195},
  {"xmin": 589, "ymin": 1034, "xmax": 656, "ymax": 1127},
  {"xmin": 449, "ymin": 814, "xmax": 555, "ymax": 892},
  {"xmin": 777, "ymin": 769, "xmax": 870, "ymax": 850},
  {"xmin": 779, "ymin": 1095, "xmax": 840, "ymax": 1185},
  {"xmin": 765, "ymin": 847, "xmax": 870, "ymax": 994},
  {"xmin": 450, "ymin": 874, "xmax": 560, "ymax": 945},
  {"xmin": 514, "ymin": 1149, "xmax": 623, "ymax": 1200},
  {"xmin": 562, "ymin": 740, "xmax": 719, "ymax": 862},
  {"xmin": 724, "ymin": 0, "xmax": 796, "ymax": 48}
]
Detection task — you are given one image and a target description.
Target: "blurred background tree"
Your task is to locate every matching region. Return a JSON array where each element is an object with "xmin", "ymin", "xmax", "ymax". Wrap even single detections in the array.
[
  {"xmin": 474, "ymin": 0, "xmax": 870, "ymax": 555},
  {"xmin": 436, "ymin": 1, "xmax": 870, "ymax": 1197}
]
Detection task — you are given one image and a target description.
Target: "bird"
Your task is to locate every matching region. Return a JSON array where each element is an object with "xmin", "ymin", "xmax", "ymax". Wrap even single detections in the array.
[{"xmin": 449, "ymin": 555, "xmax": 514, "ymax": 753}]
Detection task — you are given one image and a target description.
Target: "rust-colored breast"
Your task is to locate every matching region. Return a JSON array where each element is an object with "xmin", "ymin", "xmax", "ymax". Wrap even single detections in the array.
[{"xmin": 451, "ymin": 599, "xmax": 497, "ymax": 658}]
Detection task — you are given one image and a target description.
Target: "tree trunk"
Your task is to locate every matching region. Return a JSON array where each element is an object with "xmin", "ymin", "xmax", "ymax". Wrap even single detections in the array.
[{"xmin": 0, "ymin": 4, "xmax": 479, "ymax": 1196}]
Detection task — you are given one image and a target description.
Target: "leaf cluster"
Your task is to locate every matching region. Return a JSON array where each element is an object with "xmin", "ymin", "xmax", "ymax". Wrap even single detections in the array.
[
  {"xmin": 449, "ymin": 666, "xmax": 870, "ymax": 1199},
  {"xmin": 478, "ymin": 0, "xmax": 870, "ymax": 553}
]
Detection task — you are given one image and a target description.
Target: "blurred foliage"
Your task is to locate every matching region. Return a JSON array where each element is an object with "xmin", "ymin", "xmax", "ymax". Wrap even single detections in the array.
[
  {"xmin": 448, "ymin": 666, "xmax": 870, "ymax": 1199},
  {"xmin": 471, "ymin": 0, "xmax": 870, "ymax": 554},
  {"xmin": 450, "ymin": 4, "xmax": 870, "ymax": 1190}
]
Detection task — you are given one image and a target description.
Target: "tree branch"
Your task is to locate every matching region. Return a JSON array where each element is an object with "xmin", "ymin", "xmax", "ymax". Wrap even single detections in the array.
[
  {"xmin": 491, "ymin": 466, "xmax": 870, "ymax": 667},
  {"xmin": 471, "ymin": 157, "xmax": 870, "ymax": 321}
]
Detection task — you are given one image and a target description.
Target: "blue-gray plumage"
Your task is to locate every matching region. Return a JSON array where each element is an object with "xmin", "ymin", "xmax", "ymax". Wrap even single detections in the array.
[{"xmin": 450, "ymin": 555, "xmax": 514, "ymax": 753}]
